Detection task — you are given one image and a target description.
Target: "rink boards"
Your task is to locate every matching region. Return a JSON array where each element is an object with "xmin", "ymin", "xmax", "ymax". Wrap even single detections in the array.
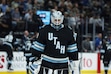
[
  {"xmin": 80, "ymin": 53, "xmax": 111, "ymax": 74},
  {"xmin": 0, "ymin": 52, "xmax": 111, "ymax": 74},
  {"xmin": 1, "ymin": 70, "xmax": 111, "ymax": 74},
  {"xmin": 0, "ymin": 52, "xmax": 27, "ymax": 74},
  {"xmin": 81, "ymin": 70, "xmax": 111, "ymax": 74},
  {"xmin": 0, "ymin": 71, "xmax": 26, "ymax": 74}
]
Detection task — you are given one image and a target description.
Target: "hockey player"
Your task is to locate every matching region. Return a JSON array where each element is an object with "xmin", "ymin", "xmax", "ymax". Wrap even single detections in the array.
[
  {"xmin": 2, "ymin": 31, "xmax": 14, "ymax": 70},
  {"xmin": 103, "ymin": 34, "xmax": 111, "ymax": 74},
  {"xmin": 30, "ymin": 11, "xmax": 78, "ymax": 74}
]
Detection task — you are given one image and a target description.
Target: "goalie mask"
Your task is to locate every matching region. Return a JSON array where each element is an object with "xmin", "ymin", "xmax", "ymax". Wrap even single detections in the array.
[{"xmin": 51, "ymin": 11, "xmax": 64, "ymax": 26}]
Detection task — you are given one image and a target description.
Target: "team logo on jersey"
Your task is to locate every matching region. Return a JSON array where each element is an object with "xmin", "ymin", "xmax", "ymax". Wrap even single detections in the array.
[{"xmin": 48, "ymin": 32, "xmax": 65, "ymax": 54}]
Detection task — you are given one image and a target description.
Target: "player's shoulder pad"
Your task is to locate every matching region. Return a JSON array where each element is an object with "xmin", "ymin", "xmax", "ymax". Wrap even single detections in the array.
[
  {"xmin": 40, "ymin": 25, "xmax": 50, "ymax": 29},
  {"xmin": 67, "ymin": 25, "xmax": 73, "ymax": 30},
  {"xmin": 40, "ymin": 24, "xmax": 46, "ymax": 28}
]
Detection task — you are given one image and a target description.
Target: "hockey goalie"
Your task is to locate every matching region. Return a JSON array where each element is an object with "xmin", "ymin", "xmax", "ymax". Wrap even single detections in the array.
[{"xmin": 30, "ymin": 10, "xmax": 78, "ymax": 74}]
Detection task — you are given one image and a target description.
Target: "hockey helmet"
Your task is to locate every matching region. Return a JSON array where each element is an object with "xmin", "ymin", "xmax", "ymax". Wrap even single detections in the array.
[{"xmin": 51, "ymin": 11, "xmax": 64, "ymax": 25}]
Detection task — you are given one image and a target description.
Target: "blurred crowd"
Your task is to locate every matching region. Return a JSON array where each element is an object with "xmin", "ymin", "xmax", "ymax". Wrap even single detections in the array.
[{"xmin": 0, "ymin": 0, "xmax": 111, "ymax": 52}]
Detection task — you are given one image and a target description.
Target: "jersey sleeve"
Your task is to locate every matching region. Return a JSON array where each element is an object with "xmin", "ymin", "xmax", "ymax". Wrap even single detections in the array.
[
  {"xmin": 30, "ymin": 28, "xmax": 46, "ymax": 58},
  {"xmin": 67, "ymin": 30, "xmax": 78, "ymax": 60}
]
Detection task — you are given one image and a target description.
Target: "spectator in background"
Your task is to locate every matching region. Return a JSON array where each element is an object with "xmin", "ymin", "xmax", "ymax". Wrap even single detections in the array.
[
  {"xmin": 0, "ymin": 0, "xmax": 9, "ymax": 13},
  {"xmin": 80, "ymin": 0, "xmax": 90, "ymax": 7},
  {"xmin": 64, "ymin": 0, "xmax": 73, "ymax": 8},
  {"xmin": 32, "ymin": 8, "xmax": 43, "ymax": 33},
  {"xmin": 11, "ymin": 0, "xmax": 19, "ymax": 10},
  {"xmin": 18, "ymin": 0, "xmax": 27, "ymax": 17},
  {"xmin": 24, "ymin": 8, "xmax": 43, "ymax": 32},
  {"xmin": 24, "ymin": 9, "xmax": 33, "ymax": 32},
  {"xmin": 1, "ymin": 7, "xmax": 12, "ymax": 32},
  {"xmin": 89, "ymin": 13, "xmax": 102, "ymax": 33},
  {"xmin": 102, "ymin": 2, "xmax": 111, "ymax": 31},
  {"xmin": 36, "ymin": 0, "xmax": 44, "ymax": 10},
  {"xmin": 37, "ymin": 0, "xmax": 44, "ymax": 6},
  {"xmin": 44, "ymin": 0, "xmax": 54, "ymax": 10},
  {"xmin": 25, "ymin": 0, "xmax": 33, "ymax": 11},
  {"xmin": 68, "ymin": 2, "xmax": 80, "ymax": 32},
  {"xmin": 95, "ymin": 33, "xmax": 102, "ymax": 52},
  {"xmin": 58, "ymin": 0, "xmax": 65, "ymax": 6},
  {"xmin": 11, "ymin": 7, "xmax": 23, "ymax": 31},
  {"xmin": 33, "ymin": 0, "xmax": 40, "ymax": 10},
  {"xmin": 82, "ymin": 35, "xmax": 92, "ymax": 52},
  {"xmin": 63, "ymin": 12, "xmax": 69, "ymax": 26},
  {"xmin": 90, "ymin": 0, "xmax": 103, "ymax": 15},
  {"xmin": 68, "ymin": 13, "xmax": 77, "ymax": 32},
  {"xmin": 58, "ymin": 0, "xmax": 66, "ymax": 11}
]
